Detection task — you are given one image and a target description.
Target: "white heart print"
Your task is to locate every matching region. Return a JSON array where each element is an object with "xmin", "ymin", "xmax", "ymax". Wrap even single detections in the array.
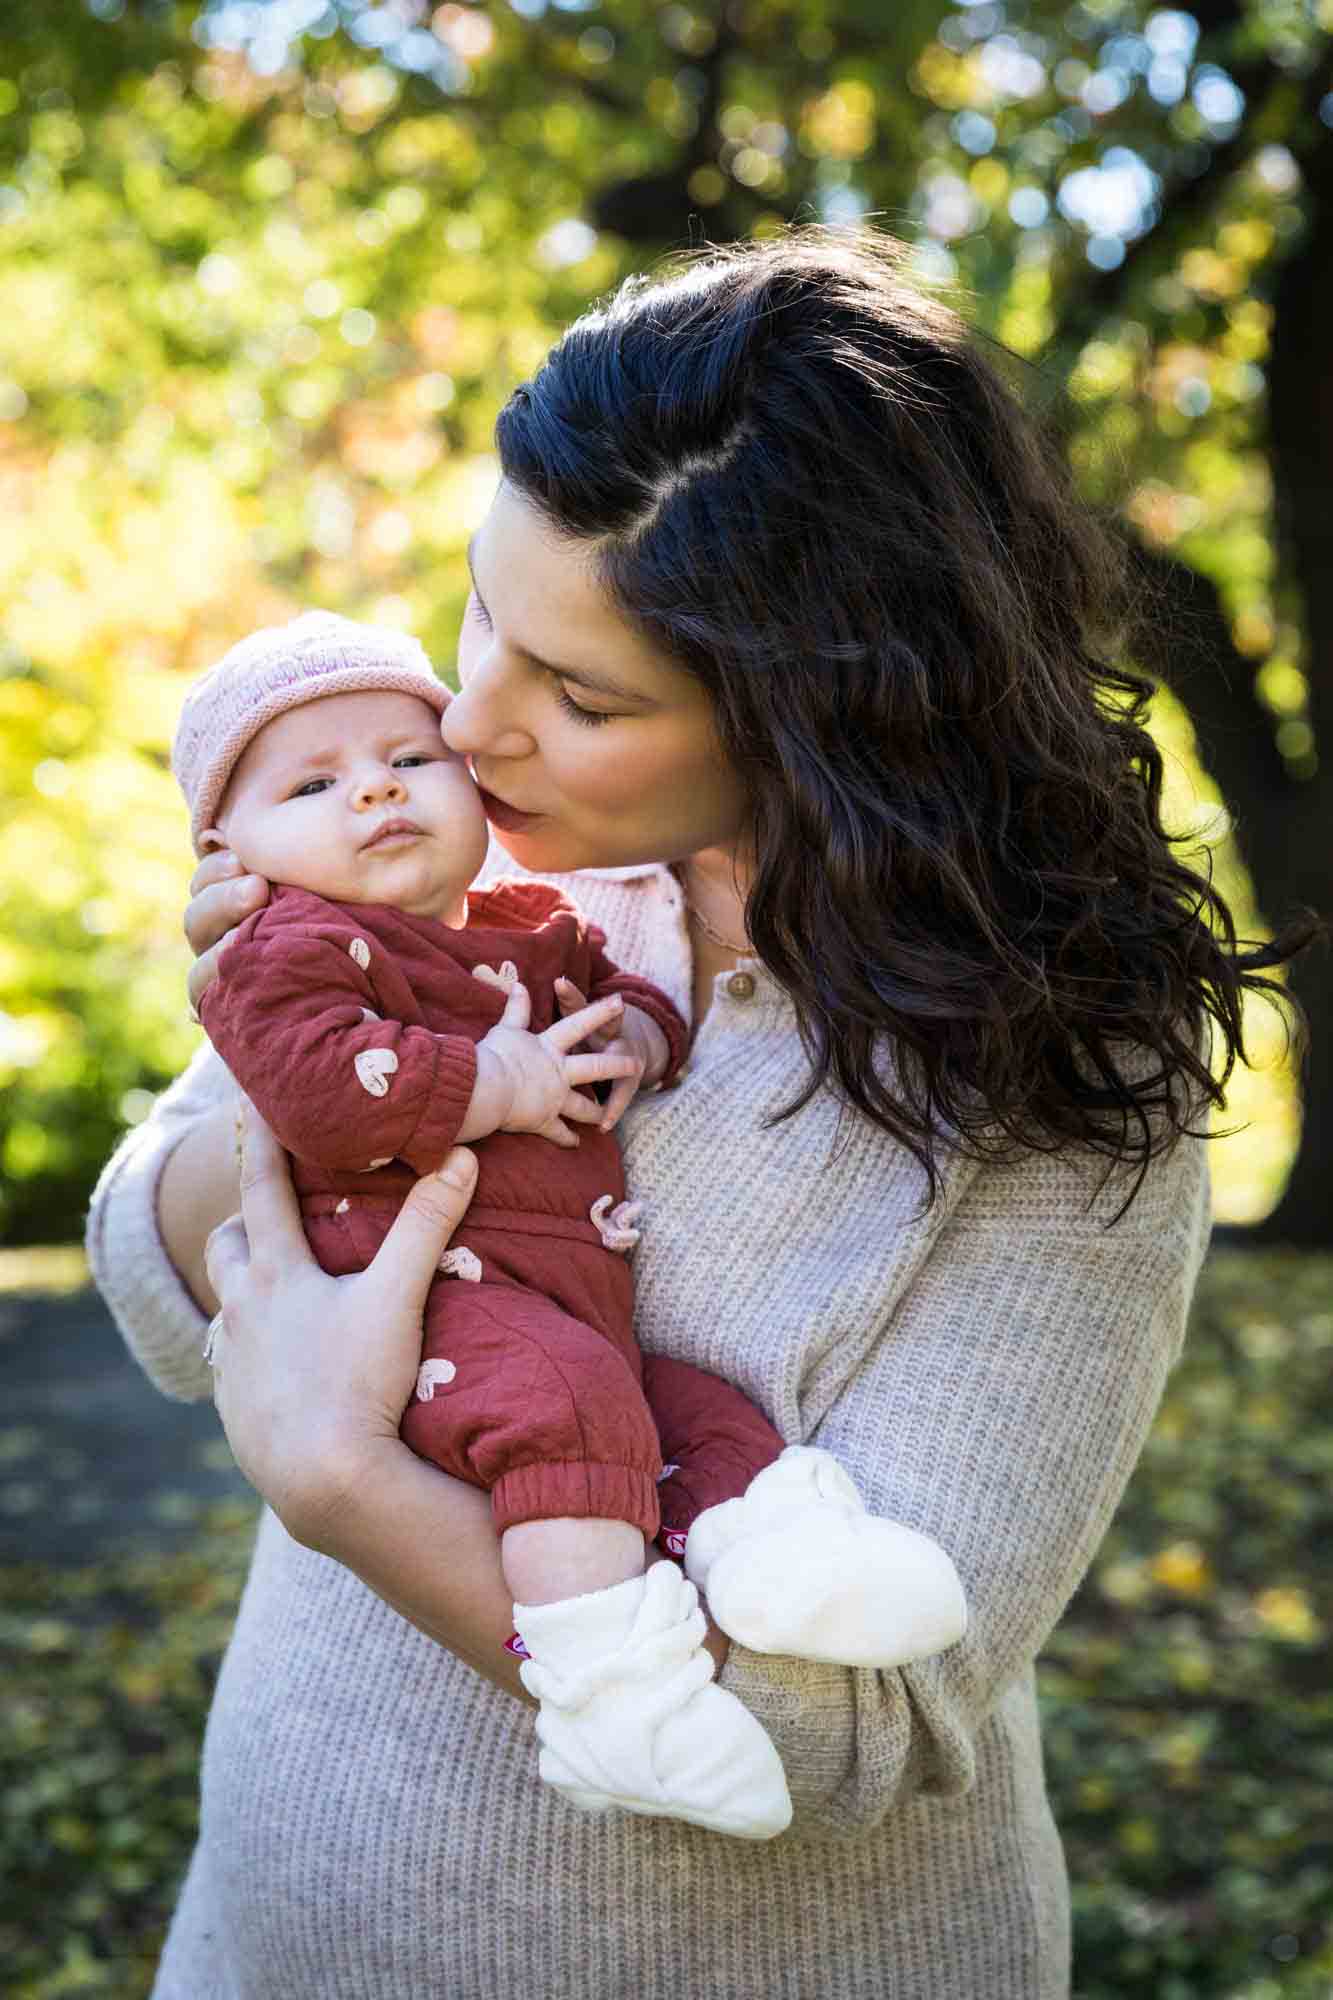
[
  {"xmin": 354, "ymin": 1047, "xmax": 399, "ymax": 1097},
  {"xmin": 415, "ymin": 1358, "xmax": 457, "ymax": 1401}
]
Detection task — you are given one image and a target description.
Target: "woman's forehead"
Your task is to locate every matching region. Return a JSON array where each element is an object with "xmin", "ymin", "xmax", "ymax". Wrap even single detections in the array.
[{"xmin": 473, "ymin": 482, "xmax": 686, "ymax": 698}]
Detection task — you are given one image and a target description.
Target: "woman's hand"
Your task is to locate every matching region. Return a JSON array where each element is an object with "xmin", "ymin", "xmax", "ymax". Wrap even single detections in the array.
[
  {"xmin": 203, "ymin": 1099, "xmax": 480, "ymax": 1550},
  {"xmin": 185, "ymin": 847, "xmax": 270, "ymax": 1015}
]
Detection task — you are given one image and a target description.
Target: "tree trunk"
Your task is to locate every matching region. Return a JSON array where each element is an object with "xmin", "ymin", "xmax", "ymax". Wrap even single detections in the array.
[
  {"xmin": 1136, "ymin": 549, "xmax": 1331, "ymax": 1247},
  {"xmin": 1240, "ymin": 112, "xmax": 1333, "ymax": 1246}
]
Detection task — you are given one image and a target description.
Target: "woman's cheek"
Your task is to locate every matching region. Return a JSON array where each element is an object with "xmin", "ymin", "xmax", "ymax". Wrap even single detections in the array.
[{"xmin": 455, "ymin": 596, "xmax": 486, "ymax": 688}]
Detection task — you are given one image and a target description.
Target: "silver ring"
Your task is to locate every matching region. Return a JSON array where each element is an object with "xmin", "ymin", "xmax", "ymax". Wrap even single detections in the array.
[{"xmin": 203, "ymin": 1310, "xmax": 225, "ymax": 1366}]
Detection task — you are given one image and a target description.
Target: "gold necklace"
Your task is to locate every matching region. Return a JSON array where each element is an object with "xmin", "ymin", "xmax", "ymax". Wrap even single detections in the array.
[{"xmin": 675, "ymin": 868, "xmax": 752, "ymax": 955}]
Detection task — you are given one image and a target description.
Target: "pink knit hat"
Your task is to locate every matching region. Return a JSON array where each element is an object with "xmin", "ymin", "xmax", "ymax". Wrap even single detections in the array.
[{"xmin": 173, "ymin": 611, "xmax": 450, "ymax": 853}]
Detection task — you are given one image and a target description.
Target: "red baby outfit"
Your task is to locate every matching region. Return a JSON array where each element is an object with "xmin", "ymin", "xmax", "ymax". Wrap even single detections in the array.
[{"xmin": 200, "ymin": 880, "xmax": 783, "ymax": 1544}]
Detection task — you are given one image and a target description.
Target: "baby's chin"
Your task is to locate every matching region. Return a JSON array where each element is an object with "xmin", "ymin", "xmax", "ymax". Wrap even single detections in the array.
[{"xmin": 292, "ymin": 863, "xmax": 471, "ymax": 922}]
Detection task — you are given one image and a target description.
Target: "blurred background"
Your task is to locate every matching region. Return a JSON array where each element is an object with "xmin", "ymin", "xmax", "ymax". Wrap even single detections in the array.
[{"xmin": 0, "ymin": 2, "xmax": 1329, "ymax": 1995}]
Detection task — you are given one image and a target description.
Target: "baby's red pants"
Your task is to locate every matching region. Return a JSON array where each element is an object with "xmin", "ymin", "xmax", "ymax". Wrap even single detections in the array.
[{"xmin": 305, "ymin": 1200, "xmax": 783, "ymax": 1549}]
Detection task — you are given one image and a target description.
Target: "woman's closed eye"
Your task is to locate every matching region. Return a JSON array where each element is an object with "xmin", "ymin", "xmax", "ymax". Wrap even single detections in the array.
[
  {"xmin": 552, "ymin": 683, "xmax": 613, "ymax": 728},
  {"xmin": 468, "ymin": 588, "xmax": 616, "ymax": 727}
]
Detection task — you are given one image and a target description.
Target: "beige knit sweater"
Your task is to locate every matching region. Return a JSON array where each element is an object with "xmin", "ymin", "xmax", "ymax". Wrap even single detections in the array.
[{"xmin": 86, "ymin": 845, "xmax": 1214, "ymax": 2000}]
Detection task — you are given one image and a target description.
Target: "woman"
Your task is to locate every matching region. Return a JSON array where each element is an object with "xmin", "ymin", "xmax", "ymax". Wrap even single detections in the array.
[{"xmin": 88, "ymin": 229, "xmax": 1318, "ymax": 1999}]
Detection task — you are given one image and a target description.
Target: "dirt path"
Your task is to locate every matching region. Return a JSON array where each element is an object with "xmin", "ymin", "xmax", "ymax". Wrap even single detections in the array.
[{"xmin": 0, "ymin": 1285, "xmax": 252, "ymax": 1566}]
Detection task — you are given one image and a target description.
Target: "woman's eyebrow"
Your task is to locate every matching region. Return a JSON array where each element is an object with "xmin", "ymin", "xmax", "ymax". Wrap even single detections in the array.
[{"xmin": 465, "ymin": 534, "xmax": 652, "ymax": 706}]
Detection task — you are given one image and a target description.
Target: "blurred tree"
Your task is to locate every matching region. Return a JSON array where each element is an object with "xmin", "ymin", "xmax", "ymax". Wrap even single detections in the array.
[
  {"xmin": 497, "ymin": 0, "xmax": 1333, "ymax": 1245},
  {"xmin": 0, "ymin": 0, "xmax": 1326, "ymax": 1242}
]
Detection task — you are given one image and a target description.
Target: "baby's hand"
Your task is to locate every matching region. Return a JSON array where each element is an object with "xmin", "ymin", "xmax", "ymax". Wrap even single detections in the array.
[
  {"xmin": 554, "ymin": 979, "xmax": 670, "ymax": 1131},
  {"xmin": 468, "ymin": 979, "xmax": 637, "ymax": 1149}
]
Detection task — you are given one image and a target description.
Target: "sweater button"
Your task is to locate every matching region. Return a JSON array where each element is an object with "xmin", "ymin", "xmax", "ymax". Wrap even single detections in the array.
[{"xmin": 726, "ymin": 971, "xmax": 756, "ymax": 1000}]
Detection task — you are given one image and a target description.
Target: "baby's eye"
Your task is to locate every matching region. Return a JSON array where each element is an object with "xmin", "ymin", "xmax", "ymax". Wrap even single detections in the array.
[
  {"xmin": 292, "ymin": 778, "xmax": 332, "ymax": 798},
  {"xmin": 393, "ymin": 754, "xmax": 434, "ymax": 768}
]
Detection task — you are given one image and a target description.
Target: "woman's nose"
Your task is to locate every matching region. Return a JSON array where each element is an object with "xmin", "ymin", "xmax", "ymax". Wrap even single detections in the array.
[
  {"xmin": 441, "ymin": 657, "xmax": 536, "ymax": 760},
  {"xmin": 351, "ymin": 766, "xmax": 408, "ymax": 808}
]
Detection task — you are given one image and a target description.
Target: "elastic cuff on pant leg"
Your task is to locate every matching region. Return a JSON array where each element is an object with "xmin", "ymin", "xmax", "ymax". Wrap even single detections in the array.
[{"xmin": 492, "ymin": 1459, "xmax": 661, "ymax": 1539}]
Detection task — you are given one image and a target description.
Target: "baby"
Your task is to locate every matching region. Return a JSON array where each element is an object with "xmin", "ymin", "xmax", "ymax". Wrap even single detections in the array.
[{"xmin": 172, "ymin": 613, "xmax": 969, "ymax": 1841}]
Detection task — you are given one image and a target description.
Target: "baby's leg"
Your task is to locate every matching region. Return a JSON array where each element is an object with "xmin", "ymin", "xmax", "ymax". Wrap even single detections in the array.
[
  {"xmin": 403, "ymin": 1278, "xmax": 789, "ymax": 1838},
  {"xmin": 402, "ymin": 1275, "xmax": 663, "ymax": 1541},
  {"xmin": 501, "ymin": 1516, "xmax": 644, "ymax": 1608},
  {"xmin": 643, "ymin": 1358, "xmax": 968, "ymax": 1671},
  {"xmin": 640, "ymin": 1353, "xmax": 785, "ymax": 1556}
]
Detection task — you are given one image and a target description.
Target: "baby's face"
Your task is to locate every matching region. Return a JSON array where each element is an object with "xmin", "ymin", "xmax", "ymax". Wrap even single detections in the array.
[{"xmin": 206, "ymin": 689, "xmax": 489, "ymax": 922}]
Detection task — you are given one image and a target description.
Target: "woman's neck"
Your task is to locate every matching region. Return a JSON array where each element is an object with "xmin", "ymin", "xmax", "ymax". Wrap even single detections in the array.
[
  {"xmin": 676, "ymin": 845, "xmax": 753, "ymax": 953},
  {"xmin": 674, "ymin": 847, "xmax": 754, "ymax": 1037}
]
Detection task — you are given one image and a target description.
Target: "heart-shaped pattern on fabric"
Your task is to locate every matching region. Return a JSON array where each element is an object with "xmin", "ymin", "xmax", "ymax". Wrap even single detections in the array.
[
  {"xmin": 348, "ymin": 937, "xmax": 371, "ymax": 970},
  {"xmin": 415, "ymin": 1357, "xmax": 457, "ymax": 1401},
  {"xmin": 438, "ymin": 1245, "xmax": 483, "ymax": 1282},
  {"xmin": 471, "ymin": 960, "xmax": 520, "ymax": 993},
  {"xmin": 354, "ymin": 1047, "xmax": 399, "ymax": 1097}
]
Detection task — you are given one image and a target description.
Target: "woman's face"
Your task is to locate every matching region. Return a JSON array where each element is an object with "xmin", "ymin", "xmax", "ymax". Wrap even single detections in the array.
[{"xmin": 441, "ymin": 480, "xmax": 749, "ymax": 876}]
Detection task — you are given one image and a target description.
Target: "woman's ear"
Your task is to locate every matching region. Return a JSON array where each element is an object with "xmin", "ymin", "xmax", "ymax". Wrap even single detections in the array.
[{"xmin": 198, "ymin": 826, "xmax": 230, "ymax": 856}]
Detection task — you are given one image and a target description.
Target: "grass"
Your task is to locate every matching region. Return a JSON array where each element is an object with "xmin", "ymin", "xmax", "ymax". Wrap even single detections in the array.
[{"xmin": 1, "ymin": 1247, "xmax": 1330, "ymax": 1998}]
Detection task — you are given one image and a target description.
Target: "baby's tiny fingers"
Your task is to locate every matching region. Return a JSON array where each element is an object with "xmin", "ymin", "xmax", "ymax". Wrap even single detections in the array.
[
  {"xmin": 563, "ymin": 1051, "xmax": 638, "ymax": 1088},
  {"xmin": 496, "ymin": 978, "xmax": 531, "ymax": 1030},
  {"xmin": 539, "ymin": 1117, "xmax": 579, "ymax": 1149},
  {"xmin": 560, "ymin": 1092, "xmax": 604, "ymax": 1127},
  {"xmin": 544, "ymin": 994, "xmax": 624, "ymax": 1053},
  {"xmin": 555, "ymin": 977, "xmax": 588, "ymax": 1016},
  {"xmin": 600, "ymin": 1076, "xmax": 639, "ymax": 1131}
]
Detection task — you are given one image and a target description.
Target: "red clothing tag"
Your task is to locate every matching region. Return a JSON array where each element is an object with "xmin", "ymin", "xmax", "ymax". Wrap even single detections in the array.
[
  {"xmin": 504, "ymin": 1630, "xmax": 531, "ymax": 1658},
  {"xmin": 662, "ymin": 1528, "xmax": 688, "ymax": 1558}
]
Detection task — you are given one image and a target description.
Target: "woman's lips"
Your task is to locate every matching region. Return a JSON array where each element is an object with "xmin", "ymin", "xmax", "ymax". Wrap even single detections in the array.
[{"xmin": 475, "ymin": 786, "xmax": 543, "ymax": 832}]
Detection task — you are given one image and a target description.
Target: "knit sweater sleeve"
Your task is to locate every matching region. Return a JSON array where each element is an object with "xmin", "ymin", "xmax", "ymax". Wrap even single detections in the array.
[
  {"xmin": 83, "ymin": 1039, "xmax": 233, "ymax": 1405},
  {"xmin": 717, "ymin": 1120, "xmax": 1213, "ymax": 1838}
]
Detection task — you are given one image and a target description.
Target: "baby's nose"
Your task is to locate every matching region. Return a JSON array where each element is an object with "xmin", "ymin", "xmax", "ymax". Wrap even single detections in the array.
[{"xmin": 353, "ymin": 767, "xmax": 408, "ymax": 806}]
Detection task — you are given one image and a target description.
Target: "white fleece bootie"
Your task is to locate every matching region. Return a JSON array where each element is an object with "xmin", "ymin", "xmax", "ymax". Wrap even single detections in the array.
[
  {"xmin": 685, "ymin": 1445, "xmax": 969, "ymax": 1668},
  {"xmin": 513, "ymin": 1559, "xmax": 792, "ymax": 1841}
]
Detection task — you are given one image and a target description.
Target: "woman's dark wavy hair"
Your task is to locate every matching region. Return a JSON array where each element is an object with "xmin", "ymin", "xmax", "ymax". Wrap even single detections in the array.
[{"xmin": 496, "ymin": 226, "xmax": 1326, "ymax": 1227}]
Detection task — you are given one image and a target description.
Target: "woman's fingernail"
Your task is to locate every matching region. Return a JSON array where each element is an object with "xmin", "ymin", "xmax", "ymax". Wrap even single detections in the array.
[{"xmin": 235, "ymin": 875, "xmax": 262, "ymax": 906}]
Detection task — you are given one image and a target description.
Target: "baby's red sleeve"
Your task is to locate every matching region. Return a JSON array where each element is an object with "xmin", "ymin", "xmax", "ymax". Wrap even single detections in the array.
[
  {"xmin": 584, "ymin": 926, "xmax": 690, "ymax": 1085},
  {"xmin": 199, "ymin": 919, "xmax": 476, "ymax": 1175}
]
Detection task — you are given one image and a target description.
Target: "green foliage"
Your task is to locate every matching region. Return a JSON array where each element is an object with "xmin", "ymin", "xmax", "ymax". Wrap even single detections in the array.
[
  {"xmin": 1046, "ymin": 1248, "xmax": 1333, "ymax": 1997},
  {"xmin": 0, "ymin": 1493, "xmax": 260, "ymax": 1999},
  {"xmin": 2, "ymin": 1251, "xmax": 1330, "ymax": 1995},
  {"xmin": 1, "ymin": 0, "xmax": 1323, "ymax": 1238}
]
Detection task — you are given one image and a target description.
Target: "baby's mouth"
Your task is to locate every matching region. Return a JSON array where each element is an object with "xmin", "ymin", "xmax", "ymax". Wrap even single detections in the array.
[{"xmin": 362, "ymin": 817, "xmax": 425, "ymax": 850}]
